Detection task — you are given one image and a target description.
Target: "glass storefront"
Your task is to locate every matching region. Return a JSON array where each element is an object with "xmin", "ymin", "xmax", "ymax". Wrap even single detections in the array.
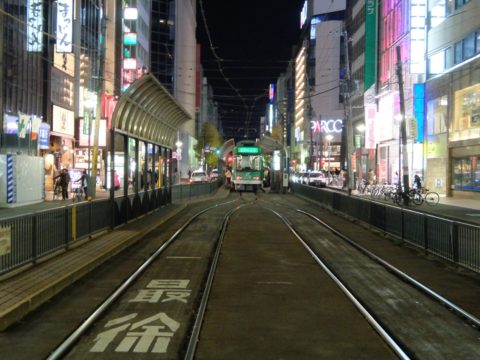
[
  {"xmin": 451, "ymin": 83, "xmax": 480, "ymax": 142},
  {"xmin": 452, "ymin": 156, "xmax": 480, "ymax": 191}
]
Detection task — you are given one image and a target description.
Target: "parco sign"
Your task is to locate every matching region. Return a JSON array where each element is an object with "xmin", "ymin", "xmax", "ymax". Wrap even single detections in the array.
[{"xmin": 310, "ymin": 119, "xmax": 343, "ymax": 134}]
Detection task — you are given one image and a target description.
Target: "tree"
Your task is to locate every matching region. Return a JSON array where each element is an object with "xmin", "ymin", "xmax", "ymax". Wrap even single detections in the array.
[
  {"xmin": 194, "ymin": 122, "xmax": 222, "ymax": 169},
  {"xmin": 271, "ymin": 123, "xmax": 282, "ymax": 143}
]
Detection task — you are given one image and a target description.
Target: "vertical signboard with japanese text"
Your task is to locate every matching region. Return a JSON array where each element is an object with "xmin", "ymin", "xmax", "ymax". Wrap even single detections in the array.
[
  {"xmin": 27, "ymin": 0, "xmax": 44, "ymax": 52},
  {"xmin": 56, "ymin": 0, "xmax": 74, "ymax": 53},
  {"xmin": 364, "ymin": 0, "xmax": 377, "ymax": 89},
  {"xmin": 364, "ymin": 86, "xmax": 377, "ymax": 149}
]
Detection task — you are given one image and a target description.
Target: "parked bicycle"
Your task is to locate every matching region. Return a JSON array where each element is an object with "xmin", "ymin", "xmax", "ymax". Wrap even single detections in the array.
[
  {"xmin": 73, "ymin": 187, "xmax": 83, "ymax": 202},
  {"xmin": 53, "ymin": 178, "xmax": 62, "ymax": 200},
  {"xmin": 409, "ymin": 187, "xmax": 440, "ymax": 206}
]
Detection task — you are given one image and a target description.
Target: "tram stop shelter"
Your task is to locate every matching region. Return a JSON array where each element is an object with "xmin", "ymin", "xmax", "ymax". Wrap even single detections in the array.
[
  {"xmin": 258, "ymin": 135, "xmax": 289, "ymax": 192},
  {"xmin": 108, "ymin": 73, "xmax": 191, "ymax": 221}
]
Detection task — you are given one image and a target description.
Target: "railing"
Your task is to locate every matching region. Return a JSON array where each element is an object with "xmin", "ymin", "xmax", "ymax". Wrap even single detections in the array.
[
  {"xmin": 291, "ymin": 183, "xmax": 480, "ymax": 274},
  {"xmin": 0, "ymin": 182, "xmax": 220, "ymax": 275},
  {"xmin": 171, "ymin": 181, "xmax": 220, "ymax": 203}
]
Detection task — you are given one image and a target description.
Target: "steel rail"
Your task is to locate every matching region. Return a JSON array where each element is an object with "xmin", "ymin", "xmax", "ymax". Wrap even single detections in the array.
[
  {"xmin": 47, "ymin": 199, "xmax": 239, "ymax": 360},
  {"xmin": 297, "ymin": 209, "xmax": 480, "ymax": 329},
  {"xmin": 265, "ymin": 207, "xmax": 411, "ymax": 360},
  {"xmin": 184, "ymin": 203, "xmax": 249, "ymax": 360}
]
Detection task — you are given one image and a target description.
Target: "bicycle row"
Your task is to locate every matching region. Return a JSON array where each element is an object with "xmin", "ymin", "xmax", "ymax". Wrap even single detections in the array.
[{"xmin": 358, "ymin": 181, "xmax": 439, "ymax": 206}]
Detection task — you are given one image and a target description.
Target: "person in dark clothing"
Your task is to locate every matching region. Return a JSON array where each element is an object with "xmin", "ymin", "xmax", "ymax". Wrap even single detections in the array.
[
  {"xmin": 414, "ymin": 174, "xmax": 422, "ymax": 190},
  {"xmin": 76, "ymin": 170, "xmax": 90, "ymax": 199},
  {"xmin": 54, "ymin": 169, "xmax": 71, "ymax": 200}
]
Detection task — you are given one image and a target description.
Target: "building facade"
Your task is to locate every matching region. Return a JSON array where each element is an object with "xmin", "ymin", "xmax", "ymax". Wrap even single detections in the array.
[
  {"xmin": 292, "ymin": 0, "xmax": 347, "ymax": 173},
  {"xmin": 425, "ymin": 0, "xmax": 480, "ymax": 198}
]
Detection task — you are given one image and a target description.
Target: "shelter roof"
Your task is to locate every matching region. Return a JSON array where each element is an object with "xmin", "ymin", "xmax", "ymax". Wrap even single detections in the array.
[{"xmin": 111, "ymin": 74, "xmax": 191, "ymax": 148}]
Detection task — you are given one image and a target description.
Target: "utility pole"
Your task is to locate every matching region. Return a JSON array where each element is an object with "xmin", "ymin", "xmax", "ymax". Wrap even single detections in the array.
[
  {"xmin": 309, "ymin": 114, "xmax": 314, "ymax": 170},
  {"xmin": 91, "ymin": 3, "xmax": 106, "ymax": 198},
  {"xmin": 343, "ymin": 29, "xmax": 354, "ymax": 193},
  {"xmin": 396, "ymin": 46, "xmax": 409, "ymax": 197}
]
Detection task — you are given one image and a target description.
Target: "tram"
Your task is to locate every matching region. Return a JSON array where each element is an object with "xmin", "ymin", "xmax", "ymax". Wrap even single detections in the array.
[{"xmin": 231, "ymin": 141, "xmax": 263, "ymax": 192}]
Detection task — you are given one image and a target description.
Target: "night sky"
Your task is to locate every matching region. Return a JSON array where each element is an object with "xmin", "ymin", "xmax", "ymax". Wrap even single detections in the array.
[{"xmin": 196, "ymin": 0, "xmax": 306, "ymax": 142}]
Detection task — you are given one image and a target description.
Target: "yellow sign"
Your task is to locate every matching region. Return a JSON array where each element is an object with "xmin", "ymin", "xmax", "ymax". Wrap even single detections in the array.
[
  {"xmin": 409, "ymin": 118, "xmax": 418, "ymax": 139},
  {"xmin": 0, "ymin": 226, "xmax": 12, "ymax": 256}
]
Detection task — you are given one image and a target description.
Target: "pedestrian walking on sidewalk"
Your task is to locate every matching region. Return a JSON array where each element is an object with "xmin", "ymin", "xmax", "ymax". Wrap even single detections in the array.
[
  {"xmin": 54, "ymin": 168, "xmax": 71, "ymax": 200},
  {"xmin": 76, "ymin": 170, "xmax": 90, "ymax": 199}
]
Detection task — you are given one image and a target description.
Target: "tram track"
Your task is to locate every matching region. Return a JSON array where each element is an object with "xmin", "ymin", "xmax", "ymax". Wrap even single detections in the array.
[
  {"xmin": 47, "ymin": 199, "xmax": 246, "ymax": 360},
  {"xmin": 260, "ymin": 197, "xmax": 480, "ymax": 359},
  {"xmin": 3, "ymin": 192, "xmax": 478, "ymax": 359}
]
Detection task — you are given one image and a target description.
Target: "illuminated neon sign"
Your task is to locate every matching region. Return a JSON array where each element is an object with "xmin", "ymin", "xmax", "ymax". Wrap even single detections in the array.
[
  {"xmin": 234, "ymin": 146, "xmax": 261, "ymax": 155},
  {"xmin": 124, "ymin": 8, "xmax": 138, "ymax": 20},
  {"xmin": 269, "ymin": 83, "xmax": 275, "ymax": 104},
  {"xmin": 310, "ymin": 119, "xmax": 343, "ymax": 134},
  {"xmin": 124, "ymin": 33, "xmax": 138, "ymax": 45}
]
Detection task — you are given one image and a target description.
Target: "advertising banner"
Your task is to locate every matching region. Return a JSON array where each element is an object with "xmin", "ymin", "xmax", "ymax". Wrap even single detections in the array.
[
  {"xmin": 31, "ymin": 116, "xmax": 42, "ymax": 141},
  {"xmin": 364, "ymin": 0, "xmax": 377, "ymax": 89},
  {"xmin": 18, "ymin": 113, "xmax": 30, "ymax": 139},
  {"xmin": 364, "ymin": 85, "xmax": 377, "ymax": 149},
  {"xmin": 27, "ymin": 0, "xmax": 44, "ymax": 52},
  {"xmin": 56, "ymin": 0, "xmax": 73, "ymax": 52},
  {"xmin": 79, "ymin": 118, "xmax": 107, "ymax": 147},
  {"xmin": 52, "ymin": 105, "xmax": 75, "ymax": 137},
  {"xmin": 3, "ymin": 113, "xmax": 18, "ymax": 134},
  {"xmin": 39, "ymin": 122, "xmax": 50, "ymax": 149}
]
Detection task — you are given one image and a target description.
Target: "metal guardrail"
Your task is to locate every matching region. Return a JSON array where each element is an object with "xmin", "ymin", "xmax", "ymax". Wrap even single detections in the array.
[
  {"xmin": 0, "ymin": 182, "xmax": 220, "ymax": 275},
  {"xmin": 291, "ymin": 183, "xmax": 480, "ymax": 274}
]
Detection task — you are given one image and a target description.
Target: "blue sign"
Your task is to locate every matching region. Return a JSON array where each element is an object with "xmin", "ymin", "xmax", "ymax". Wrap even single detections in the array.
[
  {"xmin": 413, "ymin": 83, "xmax": 425, "ymax": 143},
  {"xmin": 39, "ymin": 122, "xmax": 50, "ymax": 149}
]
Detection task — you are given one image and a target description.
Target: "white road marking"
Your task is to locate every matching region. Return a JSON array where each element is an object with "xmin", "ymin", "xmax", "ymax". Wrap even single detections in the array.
[{"xmin": 256, "ymin": 281, "xmax": 293, "ymax": 285}]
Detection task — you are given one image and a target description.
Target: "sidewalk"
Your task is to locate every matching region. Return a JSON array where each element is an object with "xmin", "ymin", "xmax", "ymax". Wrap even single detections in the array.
[
  {"xmin": 0, "ymin": 186, "xmax": 230, "ymax": 331},
  {"xmin": 438, "ymin": 195, "xmax": 480, "ymax": 210},
  {"xmin": 346, "ymin": 187, "xmax": 480, "ymax": 211}
]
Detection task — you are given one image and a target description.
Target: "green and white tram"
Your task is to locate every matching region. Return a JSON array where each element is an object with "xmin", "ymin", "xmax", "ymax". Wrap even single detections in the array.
[{"xmin": 231, "ymin": 142, "xmax": 263, "ymax": 192}]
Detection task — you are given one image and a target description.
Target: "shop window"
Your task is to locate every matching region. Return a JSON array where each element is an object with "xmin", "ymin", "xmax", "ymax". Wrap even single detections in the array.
[
  {"xmin": 446, "ymin": 0, "xmax": 455, "ymax": 16},
  {"xmin": 429, "ymin": 51, "xmax": 445, "ymax": 74},
  {"xmin": 445, "ymin": 46, "xmax": 453, "ymax": 69},
  {"xmin": 475, "ymin": 156, "xmax": 480, "ymax": 187},
  {"xmin": 454, "ymin": 41, "xmax": 462, "ymax": 64},
  {"xmin": 452, "ymin": 156, "xmax": 480, "ymax": 190},
  {"xmin": 476, "ymin": 31, "xmax": 480, "ymax": 54},
  {"xmin": 452, "ymin": 157, "xmax": 470, "ymax": 187},
  {"xmin": 463, "ymin": 33, "xmax": 475, "ymax": 59},
  {"xmin": 427, "ymin": 96, "xmax": 448, "ymax": 135},
  {"xmin": 453, "ymin": 84, "xmax": 480, "ymax": 135}
]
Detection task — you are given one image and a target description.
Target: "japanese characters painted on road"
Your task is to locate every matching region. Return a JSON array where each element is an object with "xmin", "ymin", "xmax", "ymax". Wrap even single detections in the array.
[
  {"xmin": 90, "ymin": 312, "xmax": 180, "ymax": 353},
  {"xmin": 89, "ymin": 279, "xmax": 191, "ymax": 354},
  {"xmin": 129, "ymin": 279, "xmax": 192, "ymax": 304}
]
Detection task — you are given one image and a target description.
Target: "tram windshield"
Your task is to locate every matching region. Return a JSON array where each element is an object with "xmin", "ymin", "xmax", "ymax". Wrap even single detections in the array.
[{"xmin": 234, "ymin": 155, "xmax": 261, "ymax": 171}]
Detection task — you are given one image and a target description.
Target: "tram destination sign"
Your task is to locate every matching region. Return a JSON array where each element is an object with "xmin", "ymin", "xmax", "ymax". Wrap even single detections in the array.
[{"xmin": 234, "ymin": 146, "xmax": 261, "ymax": 155}]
